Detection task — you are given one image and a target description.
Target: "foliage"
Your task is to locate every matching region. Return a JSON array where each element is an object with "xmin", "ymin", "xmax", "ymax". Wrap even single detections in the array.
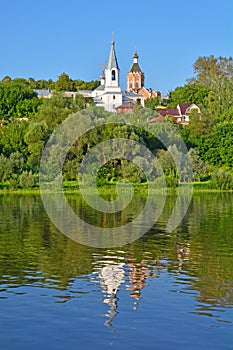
[
  {"xmin": 218, "ymin": 106, "xmax": 233, "ymax": 123},
  {"xmin": 0, "ymin": 155, "xmax": 13, "ymax": 182},
  {"xmin": 8, "ymin": 174, "xmax": 20, "ymax": 189},
  {"xmin": 198, "ymin": 121, "xmax": 233, "ymax": 168},
  {"xmin": 74, "ymin": 79, "xmax": 100, "ymax": 91},
  {"xmin": 206, "ymin": 75, "xmax": 233, "ymax": 118},
  {"xmin": 188, "ymin": 148, "xmax": 209, "ymax": 181},
  {"xmin": 188, "ymin": 55, "xmax": 233, "ymax": 86},
  {"xmin": 1, "ymin": 75, "xmax": 100, "ymax": 92},
  {"xmin": 19, "ymin": 170, "xmax": 36, "ymax": 188},
  {"xmin": 0, "ymin": 81, "xmax": 40, "ymax": 120},
  {"xmin": 168, "ymin": 84, "xmax": 210, "ymax": 108},
  {"xmin": 0, "ymin": 55, "xmax": 233, "ymax": 189},
  {"xmin": 145, "ymin": 97, "xmax": 161, "ymax": 110},
  {"xmin": 9, "ymin": 151, "xmax": 24, "ymax": 174},
  {"xmin": 55, "ymin": 73, "xmax": 76, "ymax": 92},
  {"xmin": 16, "ymin": 97, "xmax": 42, "ymax": 118},
  {"xmin": 209, "ymin": 168, "xmax": 233, "ymax": 190},
  {"xmin": 0, "ymin": 121, "xmax": 29, "ymax": 156},
  {"xmin": 35, "ymin": 93, "xmax": 78, "ymax": 129},
  {"xmin": 63, "ymin": 159, "xmax": 79, "ymax": 181},
  {"xmin": 188, "ymin": 55, "xmax": 233, "ymax": 119},
  {"xmin": 157, "ymin": 149, "xmax": 178, "ymax": 187},
  {"xmin": 180, "ymin": 109, "xmax": 213, "ymax": 148},
  {"xmin": 24, "ymin": 121, "xmax": 50, "ymax": 172},
  {"xmin": 75, "ymin": 93, "xmax": 92, "ymax": 110}
]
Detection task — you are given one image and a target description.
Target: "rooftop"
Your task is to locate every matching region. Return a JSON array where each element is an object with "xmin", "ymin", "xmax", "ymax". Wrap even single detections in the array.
[
  {"xmin": 129, "ymin": 63, "xmax": 143, "ymax": 73},
  {"xmin": 107, "ymin": 40, "xmax": 119, "ymax": 70}
]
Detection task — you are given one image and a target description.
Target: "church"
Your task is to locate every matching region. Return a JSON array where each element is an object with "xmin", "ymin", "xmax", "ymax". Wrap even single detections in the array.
[
  {"xmin": 35, "ymin": 39, "xmax": 162, "ymax": 112},
  {"xmin": 92, "ymin": 39, "xmax": 147, "ymax": 113}
]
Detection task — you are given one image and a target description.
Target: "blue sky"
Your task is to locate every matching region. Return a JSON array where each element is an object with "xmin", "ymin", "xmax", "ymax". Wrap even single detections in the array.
[{"xmin": 0, "ymin": 0, "xmax": 232, "ymax": 94}]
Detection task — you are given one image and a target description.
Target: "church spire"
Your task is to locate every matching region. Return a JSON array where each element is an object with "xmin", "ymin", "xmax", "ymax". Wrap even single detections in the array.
[
  {"xmin": 105, "ymin": 37, "xmax": 120, "ymax": 89},
  {"xmin": 107, "ymin": 40, "xmax": 119, "ymax": 70}
]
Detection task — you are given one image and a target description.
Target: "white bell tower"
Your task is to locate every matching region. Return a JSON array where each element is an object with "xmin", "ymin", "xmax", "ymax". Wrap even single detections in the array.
[
  {"xmin": 92, "ymin": 35, "xmax": 123, "ymax": 112},
  {"xmin": 105, "ymin": 38, "xmax": 121, "ymax": 91}
]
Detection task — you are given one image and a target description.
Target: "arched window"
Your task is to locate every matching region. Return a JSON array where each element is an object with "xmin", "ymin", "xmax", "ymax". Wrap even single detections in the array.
[
  {"xmin": 112, "ymin": 70, "xmax": 116, "ymax": 80},
  {"xmin": 113, "ymin": 95, "xmax": 115, "ymax": 100}
]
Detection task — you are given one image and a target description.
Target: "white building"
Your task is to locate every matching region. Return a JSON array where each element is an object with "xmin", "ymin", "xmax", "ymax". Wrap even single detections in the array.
[{"xmin": 92, "ymin": 40, "xmax": 144, "ymax": 113}]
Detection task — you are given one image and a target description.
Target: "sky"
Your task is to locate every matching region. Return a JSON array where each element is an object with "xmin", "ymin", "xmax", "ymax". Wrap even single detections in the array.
[{"xmin": 0, "ymin": 0, "xmax": 232, "ymax": 94}]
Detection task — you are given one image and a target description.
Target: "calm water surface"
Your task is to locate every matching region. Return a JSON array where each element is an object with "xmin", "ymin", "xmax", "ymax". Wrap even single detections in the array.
[{"xmin": 0, "ymin": 193, "xmax": 233, "ymax": 349}]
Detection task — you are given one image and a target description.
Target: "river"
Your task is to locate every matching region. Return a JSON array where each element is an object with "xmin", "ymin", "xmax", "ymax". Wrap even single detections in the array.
[{"xmin": 0, "ymin": 192, "xmax": 232, "ymax": 349}]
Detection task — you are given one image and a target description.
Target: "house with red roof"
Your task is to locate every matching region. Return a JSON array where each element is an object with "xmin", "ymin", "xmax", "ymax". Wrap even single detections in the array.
[
  {"xmin": 154, "ymin": 103, "xmax": 201, "ymax": 124},
  {"xmin": 116, "ymin": 101, "xmax": 135, "ymax": 114}
]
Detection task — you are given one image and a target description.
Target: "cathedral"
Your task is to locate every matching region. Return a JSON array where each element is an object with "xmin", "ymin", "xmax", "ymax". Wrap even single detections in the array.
[
  {"xmin": 35, "ymin": 39, "xmax": 162, "ymax": 113},
  {"xmin": 92, "ymin": 39, "xmax": 146, "ymax": 113}
]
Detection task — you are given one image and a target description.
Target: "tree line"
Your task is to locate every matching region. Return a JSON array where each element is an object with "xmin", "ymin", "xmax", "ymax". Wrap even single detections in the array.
[
  {"xmin": 1, "ymin": 73, "xmax": 100, "ymax": 93},
  {"xmin": 0, "ymin": 55, "xmax": 232, "ymax": 190},
  {"xmin": 169, "ymin": 55, "xmax": 233, "ymax": 189}
]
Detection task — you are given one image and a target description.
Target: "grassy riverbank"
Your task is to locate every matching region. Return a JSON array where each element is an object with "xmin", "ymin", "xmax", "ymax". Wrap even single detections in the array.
[{"xmin": 0, "ymin": 180, "xmax": 232, "ymax": 194}]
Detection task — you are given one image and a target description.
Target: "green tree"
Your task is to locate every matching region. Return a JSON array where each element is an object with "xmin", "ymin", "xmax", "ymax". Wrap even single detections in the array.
[
  {"xmin": 28, "ymin": 77, "xmax": 37, "ymax": 89},
  {"xmin": 188, "ymin": 148, "xmax": 209, "ymax": 181},
  {"xmin": 19, "ymin": 170, "xmax": 36, "ymax": 188},
  {"xmin": 0, "ymin": 81, "xmax": 39, "ymax": 119},
  {"xmin": 198, "ymin": 121, "xmax": 233, "ymax": 167},
  {"xmin": 206, "ymin": 75, "xmax": 233, "ymax": 118},
  {"xmin": 209, "ymin": 168, "xmax": 233, "ymax": 190},
  {"xmin": 75, "ymin": 93, "xmax": 89, "ymax": 110},
  {"xmin": 218, "ymin": 106, "xmax": 233, "ymax": 123},
  {"xmin": 168, "ymin": 84, "xmax": 210, "ymax": 108},
  {"xmin": 55, "ymin": 73, "xmax": 76, "ymax": 91},
  {"xmin": 0, "ymin": 155, "xmax": 13, "ymax": 182},
  {"xmin": 187, "ymin": 56, "xmax": 233, "ymax": 119},
  {"xmin": 2, "ymin": 76, "xmax": 12, "ymax": 83},
  {"xmin": 0, "ymin": 121, "xmax": 28, "ymax": 156},
  {"xmin": 145, "ymin": 97, "xmax": 161, "ymax": 110},
  {"xmin": 63, "ymin": 159, "xmax": 79, "ymax": 181},
  {"xmin": 9, "ymin": 151, "xmax": 24, "ymax": 174},
  {"xmin": 24, "ymin": 121, "xmax": 50, "ymax": 172},
  {"xmin": 16, "ymin": 97, "xmax": 42, "ymax": 118},
  {"xmin": 188, "ymin": 55, "xmax": 233, "ymax": 87},
  {"xmin": 35, "ymin": 93, "xmax": 78, "ymax": 129},
  {"xmin": 34, "ymin": 79, "xmax": 54, "ymax": 90},
  {"xmin": 74, "ymin": 79, "xmax": 100, "ymax": 91}
]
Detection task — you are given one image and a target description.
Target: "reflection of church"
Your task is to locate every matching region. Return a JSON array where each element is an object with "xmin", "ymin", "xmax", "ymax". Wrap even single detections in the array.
[
  {"xmin": 92, "ymin": 39, "xmax": 161, "ymax": 113},
  {"xmin": 98, "ymin": 263, "xmax": 125, "ymax": 328},
  {"xmin": 92, "ymin": 253, "xmax": 152, "ymax": 328},
  {"xmin": 92, "ymin": 257, "xmax": 125, "ymax": 328}
]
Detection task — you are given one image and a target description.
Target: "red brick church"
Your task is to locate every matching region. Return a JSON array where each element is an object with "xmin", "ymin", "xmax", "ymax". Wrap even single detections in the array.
[{"xmin": 127, "ymin": 52, "xmax": 161, "ymax": 101}]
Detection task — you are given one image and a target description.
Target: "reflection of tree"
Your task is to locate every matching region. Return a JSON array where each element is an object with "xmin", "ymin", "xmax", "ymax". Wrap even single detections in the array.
[
  {"xmin": 0, "ymin": 195, "xmax": 95, "ymax": 289},
  {"xmin": 0, "ymin": 193, "xmax": 233, "ymax": 321},
  {"xmin": 176, "ymin": 244, "xmax": 190, "ymax": 272}
]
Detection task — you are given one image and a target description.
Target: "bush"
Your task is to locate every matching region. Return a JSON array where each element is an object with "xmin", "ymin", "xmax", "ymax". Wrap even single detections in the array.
[
  {"xmin": 209, "ymin": 169, "xmax": 233, "ymax": 190},
  {"xmin": 166, "ymin": 173, "xmax": 178, "ymax": 188},
  {"xmin": 8, "ymin": 174, "xmax": 20, "ymax": 189},
  {"xmin": 0, "ymin": 154, "xmax": 13, "ymax": 181},
  {"xmin": 19, "ymin": 170, "xmax": 36, "ymax": 188}
]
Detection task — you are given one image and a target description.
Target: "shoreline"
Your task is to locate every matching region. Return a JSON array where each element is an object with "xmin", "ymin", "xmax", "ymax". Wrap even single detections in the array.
[{"xmin": 0, "ymin": 182, "xmax": 232, "ymax": 195}]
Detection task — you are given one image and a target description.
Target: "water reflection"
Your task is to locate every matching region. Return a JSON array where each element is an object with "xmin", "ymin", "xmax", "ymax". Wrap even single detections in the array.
[
  {"xmin": 92, "ymin": 254, "xmax": 125, "ymax": 328},
  {"xmin": 92, "ymin": 252, "xmax": 166, "ymax": 327},
  {"xmin": 126, "ymin": 259, "xmax": 150, "ymax": 309},
  {"xmin": 0, "ymin": 193, "xmax": 233, "ymax": 336}
]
